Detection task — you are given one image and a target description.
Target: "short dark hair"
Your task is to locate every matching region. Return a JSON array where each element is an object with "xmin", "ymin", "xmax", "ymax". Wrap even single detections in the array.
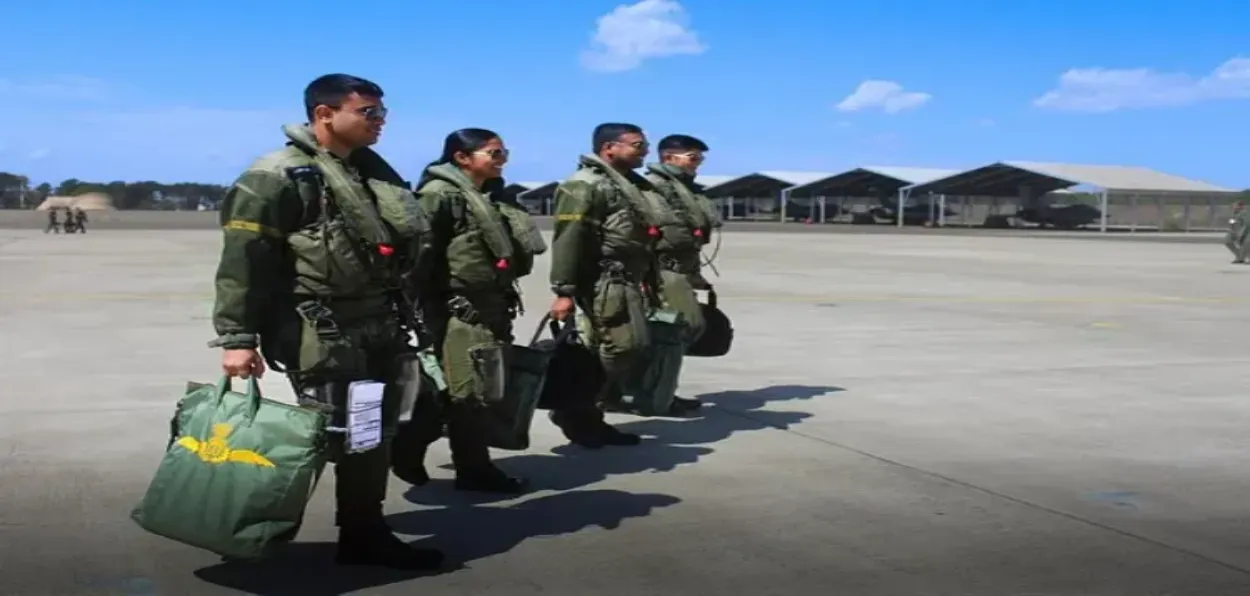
[
  {"xmin": 592, "ymin": 122, "xmax": 644, "ymax": 153},
  {"xmin": 303, "ymin": 74, "xmax": 384, "ymax": 121},
  {"xmin": 658, "ymin": 134, "xmax": 708, "ymax": 153}
]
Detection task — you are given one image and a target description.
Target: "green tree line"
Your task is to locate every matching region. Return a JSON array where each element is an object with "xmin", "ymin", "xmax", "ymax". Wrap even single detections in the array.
[{"xmin": 0, "ymin": 171, "xmax": 229, "ymax": 211}]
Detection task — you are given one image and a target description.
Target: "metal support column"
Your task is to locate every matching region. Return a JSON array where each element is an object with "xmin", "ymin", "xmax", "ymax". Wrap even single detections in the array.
[
  {"xmin": 1099, "ymin": 190, "xmax": 1109, "ymax": 233},
  {"xmin": 897, "ymin": 188, "xmax": 911, "ymax": 228}
]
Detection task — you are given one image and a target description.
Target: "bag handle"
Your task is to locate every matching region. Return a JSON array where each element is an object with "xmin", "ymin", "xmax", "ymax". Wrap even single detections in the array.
[
  {"xmin": 528, "ymin": 314, "xmax": 578, "ymax": 347},
  {"xmin": 215, "ymin": 375, "xmax": 264, "ymax": 422}
]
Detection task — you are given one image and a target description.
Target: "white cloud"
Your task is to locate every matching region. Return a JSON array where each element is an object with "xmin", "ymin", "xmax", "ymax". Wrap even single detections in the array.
[
  {"xmin": 835, "ymin": 80, "xmax": 932, "ymax": 114},
  {"xmin": 580, "ymin": 0, "xmax": 706, "ymax": 73},
  {"xmin": 1034, "ymin": 57, "xmax": 1250, "ymax": 112}
]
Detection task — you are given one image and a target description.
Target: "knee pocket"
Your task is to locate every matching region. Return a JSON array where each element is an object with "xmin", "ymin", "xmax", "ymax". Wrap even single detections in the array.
[
  {"xmin": 592, "ymin": 280, "xmax": 649, "ymax": 352},
  {"xmin": 442, "ymin": 319, "xmax": 508, "ymax": 403}
]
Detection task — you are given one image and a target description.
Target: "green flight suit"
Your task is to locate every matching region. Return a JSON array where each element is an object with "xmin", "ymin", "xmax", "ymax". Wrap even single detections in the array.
[
  {"xmin": 644, "ymin": 163, "xmax": 723, "ymax": 344},
  {"xmin": 1225, "ymin": 208, "xmax": 1249, "ymax": 263},
  {"xmin": 209, "ymin": 123, "xmax": 430, "ymax": 531},
  {"xmin": 415, "ymin": 163, "xmax": 547, "ymax": 405},
  {"xmin": 389, "ymin": 164, "xmax": 548, "ymax": 485},
  {"xmin": 550, "ymin": 154, "xmax": 664, "ymax": 408}
]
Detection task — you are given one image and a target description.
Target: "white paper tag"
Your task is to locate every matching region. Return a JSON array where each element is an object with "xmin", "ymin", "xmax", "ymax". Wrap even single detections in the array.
[{"xmin": 346, "ymin": 381, "xmax": 385, "ymax": 453}]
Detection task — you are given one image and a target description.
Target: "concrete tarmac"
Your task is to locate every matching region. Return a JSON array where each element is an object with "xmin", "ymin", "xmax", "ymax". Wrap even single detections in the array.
[{"xmin": 2, "ymin": 228, "xmax": 1250, "ymax": 595}]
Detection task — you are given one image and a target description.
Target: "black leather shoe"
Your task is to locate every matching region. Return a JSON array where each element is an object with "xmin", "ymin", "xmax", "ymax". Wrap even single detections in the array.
[
  {"xmin": 601, "ymin": 400, "xmax": 635, "ymax": 414},
  {"xmin": 598, "ymin": 422, "xmax": 641, "ymax": 446},
  {"xmin": 550, "ymin": 410, "xmax": 606, "ymax": 449},
  {"xmin": 454, "ymin": 465, "xmax": 528, "ymax": 494},
  {"xmin": 667, "ymin": 396, "xmax": 703, "ymax": 415},
  {"xmin": 335, "ymin": 523, "xmax": 445, "ymax": 571}
]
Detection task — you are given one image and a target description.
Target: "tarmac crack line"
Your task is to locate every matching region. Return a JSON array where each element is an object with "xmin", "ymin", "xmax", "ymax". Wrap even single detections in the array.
[{"xmin": 709, "ymin": 404, "xmax": 1250, "ymax": 578}]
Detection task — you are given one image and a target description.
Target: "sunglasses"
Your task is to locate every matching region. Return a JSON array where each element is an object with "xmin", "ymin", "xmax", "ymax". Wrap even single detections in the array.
[
  {"xmin": 614, "ymin": 140, "xmax": 649, "ymax": 150},
  {"xmin": 354, "ymin": 105, "xmax": 388, "ymax": 121},
  {"xmin": 473, "ymin": 148, "xmax": 510, "ymax": 160}
]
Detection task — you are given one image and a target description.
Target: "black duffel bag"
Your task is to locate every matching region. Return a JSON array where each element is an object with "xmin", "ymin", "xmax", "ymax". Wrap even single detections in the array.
[
  {"xmin": 535, "ymin": 317, "xmax": 605, "ymax": 412},
  {"xmin": 686, "ymin": 288, "xmax": 733, "ymax": 358}
]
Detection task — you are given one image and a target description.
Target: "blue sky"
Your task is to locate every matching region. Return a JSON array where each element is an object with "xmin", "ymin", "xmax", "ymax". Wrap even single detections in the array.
[{"xmin": 3, "ymin": 0, "xmax": 1249, "ymax": 189}]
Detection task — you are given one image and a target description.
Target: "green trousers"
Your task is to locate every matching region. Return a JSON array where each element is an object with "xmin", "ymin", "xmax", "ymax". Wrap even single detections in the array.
[
  {"xmin": 268, "ymin": 303, "xmax": 410, "ymax": 529},
  {"xmin": 576, "ymin": 277, "xmax": 649, "ymax": 406},
  {"xmin": 389, "ymin": 300, "xmax": 515, "ymax": 469},
  {"xmin": 1226, "ymin": 224, "xmax": 1249, "ymax": 261}
]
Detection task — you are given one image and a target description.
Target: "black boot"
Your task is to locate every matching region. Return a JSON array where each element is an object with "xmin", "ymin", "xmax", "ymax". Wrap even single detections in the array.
[
  {"xmin": 550, "ymin": 408, "xmax": 606, "ymax": 449},
  {"xmin": 335, "ymin": 520, "xmax": 446, "ymax": 571},
  {"xmin": 591, "ymin": 384, "xmax": 640, "ymax": 446},
  {"xmin": 334, "ymin": 444, "xmax": 445, "ymax": 571},
  {"xmin": 448, "ymin": 402, "xmax": 526, "ymax": 494},
  {"xmin": 390, "ymin": 423, "xmax": 433, "ymax": 487},
  {"xmin": 667, "ymin": 396, "xmax": 703, "ymax": 415},
  {"xmin": 389, "ymin": 392, "xmax": 447, "ymax": 486},
  {"xmin": 596, "ymin": 420, "xmax": 642, "ymax": 446}
]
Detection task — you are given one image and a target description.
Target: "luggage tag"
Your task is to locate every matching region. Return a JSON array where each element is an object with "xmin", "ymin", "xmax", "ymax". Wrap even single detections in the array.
[{"xmin": 345, "ymin": 381, "xmax": 385, "ymax": 453}]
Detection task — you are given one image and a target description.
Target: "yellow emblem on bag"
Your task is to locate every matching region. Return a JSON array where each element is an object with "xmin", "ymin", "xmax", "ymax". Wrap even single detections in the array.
[{"xmin": 175, "ymin": 423, "xmax": 275, "ymax": 468}]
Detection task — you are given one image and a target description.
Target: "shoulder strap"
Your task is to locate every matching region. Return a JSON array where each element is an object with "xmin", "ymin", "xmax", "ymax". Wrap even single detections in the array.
[
  {"xmin": 646, "ymin": 166, "xmax": 710, "ymax": 229},
  {"xmin": 282, "ymin": 124, "xmax": 392, "ymax": 249},
  {"xmin": 419, "ymin": 167, "xmax": 513, "ymax": 263},
  {"xmin": 577, "ymin": 154, "xmax": 667, "ymax": 226}
]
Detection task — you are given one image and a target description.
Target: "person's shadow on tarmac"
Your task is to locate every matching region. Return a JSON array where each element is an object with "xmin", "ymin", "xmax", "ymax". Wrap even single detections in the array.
[
  {"xmin": 192, "ymin": 489, "xmax": 678, "ymax": 596},
  {"xmin": 192, "ymin": 384, "xmax": 841, "ymax": 595},
  {"xmin": 409, "ymin": 383, "xmax": 844, "ymax": 504}
]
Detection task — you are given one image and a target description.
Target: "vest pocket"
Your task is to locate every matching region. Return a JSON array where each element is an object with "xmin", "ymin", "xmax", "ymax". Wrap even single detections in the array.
[
  {"xmin": 446, "ymin": 230, "xmax": 497, "ymax": 288},
  {"xmin": 498, "ymin": 203, "xmax": 547, "ymax": 254},
  {"xmin": 288, "ymin": 218, "xmax": 373, "ymax": 297},
  {"xmin": 367, "ymin": 179, "xmax": 430, "ymax": 239}
]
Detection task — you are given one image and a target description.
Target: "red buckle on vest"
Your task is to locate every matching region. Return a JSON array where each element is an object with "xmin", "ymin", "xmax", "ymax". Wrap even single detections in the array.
[
  {"xmin": 377, "ymin": 244, "xmax": 395, "ymax": 257},
  {"xmin": 693, "ymin": 228, "xmax": 704, "ymax": 238},
  {"xmin": 495, "ymin": 258, "xmax": 509, "ymax": 270},
  {"xmin": 647, "ymin": 226, "xmax": 661, "ymax": 238}
]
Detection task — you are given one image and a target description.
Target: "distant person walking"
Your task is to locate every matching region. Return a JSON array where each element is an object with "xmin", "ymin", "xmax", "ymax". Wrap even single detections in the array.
[
  {"xmin": 1226, "ymin": 201, "xmax": 1248, "ymax": 264},
  {"xmin": 73, "ymin": 207, "xmax": 87, "ymax": 233},
  {"xmin": 44, "ymin": 208, "xmax": 60, "ymax": 234}
]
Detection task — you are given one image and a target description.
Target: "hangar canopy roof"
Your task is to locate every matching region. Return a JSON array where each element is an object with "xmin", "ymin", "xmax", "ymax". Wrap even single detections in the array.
[
  {"xmin": 904, "ymin": 161, "xmax": 1236, "ymax": 197},
  {"xmin": 786, "ymin": 166, "xmax": 962, "ymax": 199}
]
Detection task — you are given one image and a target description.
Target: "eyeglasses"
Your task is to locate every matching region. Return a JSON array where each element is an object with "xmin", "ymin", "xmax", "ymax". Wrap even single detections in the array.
[
  {"xmin": 354, "ymin": 105, "xmax": 388, "ymax": 121},
  {"xmin": 614, "ymin": 140, "xmax": 649, "ymax": 150},
  {"xmin": 474, "ymin": 148, "xmax": 509, "ymax": 160},
  {"xmin": 674, "ymin": 151, "xmax": 705, "ymax": 161}
]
